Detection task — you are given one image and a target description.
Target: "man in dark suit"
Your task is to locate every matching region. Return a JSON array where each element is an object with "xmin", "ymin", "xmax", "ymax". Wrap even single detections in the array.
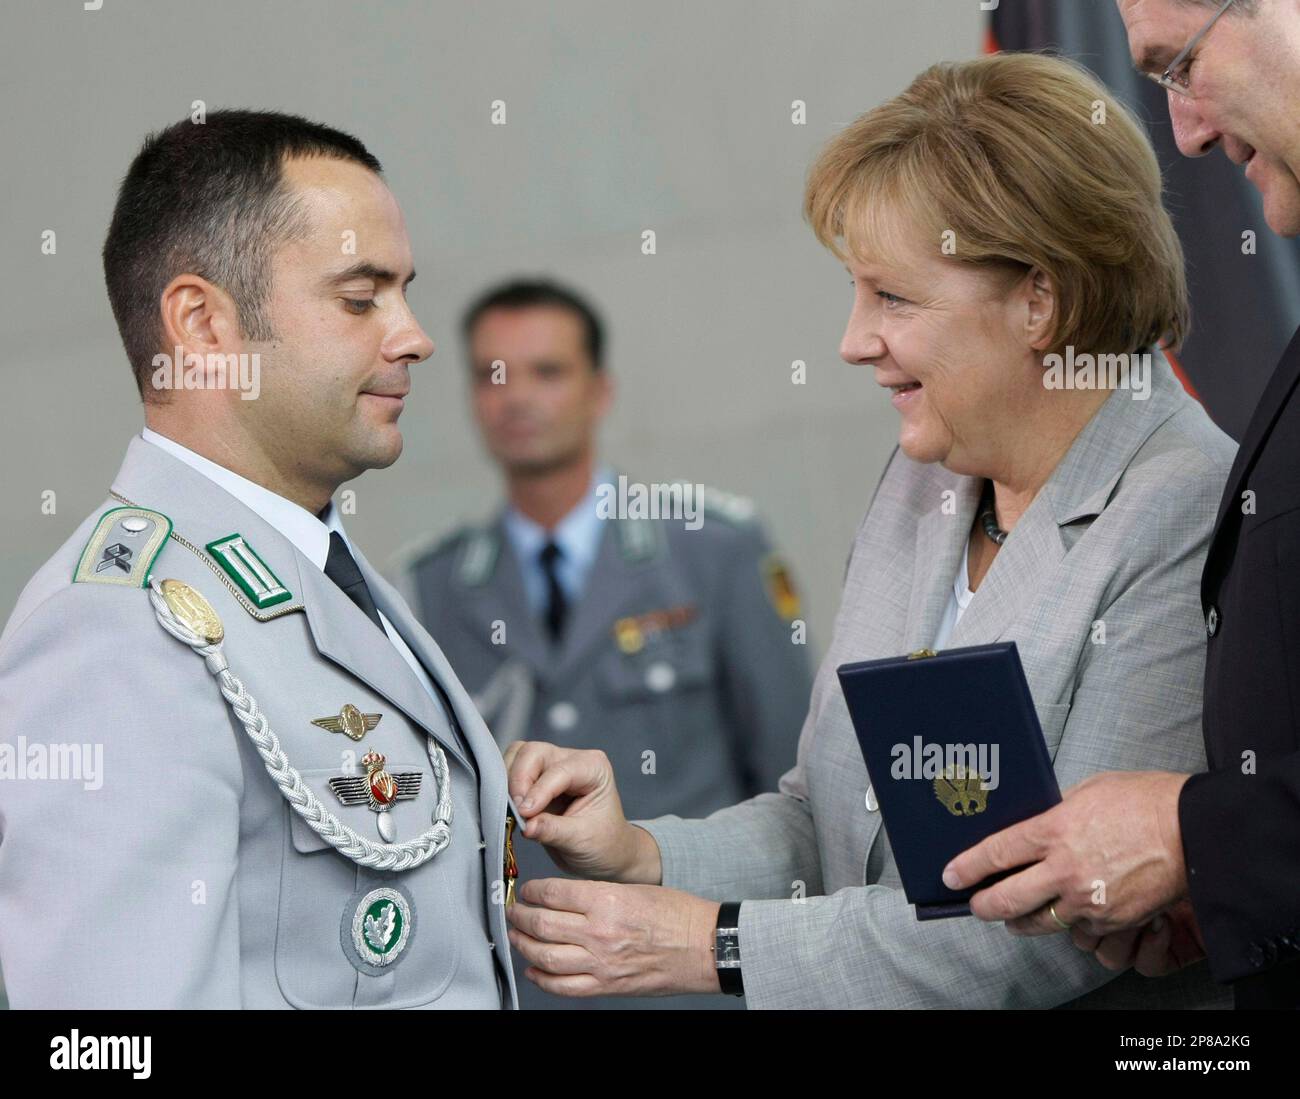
[{"xmin": 944, "ymin": 0, "xmax": 1300, "ymax": 1008}]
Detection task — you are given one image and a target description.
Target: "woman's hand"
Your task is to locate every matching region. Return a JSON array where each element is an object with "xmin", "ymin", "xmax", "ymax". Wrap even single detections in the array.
[
  {"xmin": 506, "ymin": 878, "xmax": 721, "ymax": 997},
  {"xmin": 504, "ymin": 741, "xmax": 662, "ymax": 884}
]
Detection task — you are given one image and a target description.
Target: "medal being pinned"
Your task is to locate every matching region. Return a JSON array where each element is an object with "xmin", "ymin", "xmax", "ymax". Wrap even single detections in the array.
[
  {"xmin": 504, "ymin": 812, "xmax": 519, "ymax": 906},
  {"xmin": 328, "ymin": 749, "xmax": 423, "ymax": 841}
]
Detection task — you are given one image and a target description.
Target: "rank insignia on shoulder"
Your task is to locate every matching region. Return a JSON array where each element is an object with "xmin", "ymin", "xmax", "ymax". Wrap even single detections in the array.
[
  {"xmin": 206, "ymin": 533, "xmax": 293, "ymax": 608},
  {"xmin": 74, "ymin": 506, "xmax": 172, "ymax": 589},
  {"xmin": 312, "ymin": 703, "xmax": 382, "ymax": 742},
  {"xmin": 762, "ymin": 554, "xmax": 800, "ymax": 621}
]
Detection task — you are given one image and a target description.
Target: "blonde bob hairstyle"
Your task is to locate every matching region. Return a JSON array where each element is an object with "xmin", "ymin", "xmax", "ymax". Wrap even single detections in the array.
[{"xmin": 804, "ymin": 52, "xmax": 1189, "ymax": 357}]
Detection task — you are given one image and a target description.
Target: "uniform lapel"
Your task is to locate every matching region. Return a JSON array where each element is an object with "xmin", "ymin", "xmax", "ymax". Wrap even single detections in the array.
[
  {"xmin": 359, "ymin": 548, "xmax": 506, "ymax": 775},
  {"xmin": 292, "ymin": 555, "xmax": 472, "ymax": 771}
]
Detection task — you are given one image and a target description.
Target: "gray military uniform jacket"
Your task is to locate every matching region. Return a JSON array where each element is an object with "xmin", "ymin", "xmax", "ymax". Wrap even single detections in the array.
[
  {"xmin": 0, "ymin": 436, "xmax": 518, "ymax": 1008},
  {"xmin": 639, "ymin": 360, "xmax": 1238, "ymax": 1008},
  {"xmin": 398, "ymin": 489, "xmax": 812, "ymax": 826},
  {"xmin": 398, "ymin": 487, "xmax": 813, "ymax": 1009}
]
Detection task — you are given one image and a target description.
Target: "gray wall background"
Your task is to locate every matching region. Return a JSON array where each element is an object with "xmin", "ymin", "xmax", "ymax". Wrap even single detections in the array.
[{"xmin": 0, "ymin": 0, "xmax": 984, "ymax": 659}]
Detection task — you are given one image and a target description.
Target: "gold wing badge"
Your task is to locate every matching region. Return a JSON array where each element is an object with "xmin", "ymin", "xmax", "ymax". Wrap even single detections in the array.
[{"xmin": 312, "ymin": 703, "xmax": 382, "ymax": 742}]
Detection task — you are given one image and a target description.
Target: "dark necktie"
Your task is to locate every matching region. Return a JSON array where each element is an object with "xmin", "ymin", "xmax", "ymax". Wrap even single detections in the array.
[
  {"xmin": 538, "ymin": 541, "xmax": 568, "ymax": 642},
  {"xmin": 324, "ymin": 530, "xmax": 473, "ymax": 764},
  {"xmin": 324, "ymin": 530, "xmax": 385, "ymax": 633}
]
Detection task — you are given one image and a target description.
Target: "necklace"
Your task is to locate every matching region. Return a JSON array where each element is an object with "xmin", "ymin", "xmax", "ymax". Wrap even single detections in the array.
[{"xmin": 979, "ymin": 482, "xmax": 1008, "ymax": 546}]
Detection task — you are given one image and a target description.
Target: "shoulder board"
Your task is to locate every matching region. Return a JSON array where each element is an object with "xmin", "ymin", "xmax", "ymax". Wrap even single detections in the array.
[
  {"xmin": 73, "ymin": 506, "xmax": 173, "ymax": 589},
  {"xmin": 101, "ymin": 490, "xmax": 304, "ymax": 622}
]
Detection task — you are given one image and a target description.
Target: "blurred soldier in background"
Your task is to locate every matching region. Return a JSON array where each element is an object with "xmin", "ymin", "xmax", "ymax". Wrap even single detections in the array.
[{"xmin": 395, "ymin": 279, "xmax": 813, "ymax": 1009}]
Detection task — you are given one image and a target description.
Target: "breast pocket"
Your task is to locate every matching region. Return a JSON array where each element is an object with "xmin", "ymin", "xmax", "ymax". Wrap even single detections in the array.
[
  {"xmin": 274, "ymin": 765, "xmax": 461, "ymax": 1008},
  {"xmin": 593, "ymin": 623, "xmax": 715, "ymax": 705}
]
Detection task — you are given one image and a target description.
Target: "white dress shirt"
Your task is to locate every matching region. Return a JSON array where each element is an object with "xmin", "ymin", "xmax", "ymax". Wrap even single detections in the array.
[
  {"xmin": 502, "ymin": 467, "xmax": 608, "ymax": 617},
  {"xmin": 140, "ymin": 428, "xmax": 451, "ymax": 723},
  {"xmin": 931, "ymin": 540, "xmax": 976, "ymax": 650}
]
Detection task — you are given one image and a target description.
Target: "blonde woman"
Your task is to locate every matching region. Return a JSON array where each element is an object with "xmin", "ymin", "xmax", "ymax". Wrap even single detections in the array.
[{"xmin": 501, "ymin": 53, "xmax": 1235, "ymax": 1009}]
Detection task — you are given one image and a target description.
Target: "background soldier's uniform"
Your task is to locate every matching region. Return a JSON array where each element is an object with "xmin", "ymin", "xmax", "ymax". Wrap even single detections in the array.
[
  {"xmin": 0, "ymin": 435, "xmax": 518, "ymax": 1008},
  {"xmin": 397, "ymin": 479, "xmax": 813, "ymax": 1008}
]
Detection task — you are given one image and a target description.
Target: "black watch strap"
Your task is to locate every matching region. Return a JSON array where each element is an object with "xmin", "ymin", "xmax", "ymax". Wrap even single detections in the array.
[{"xmin": 714, "ymin": 900, "xmax": 744, "ymax": 996}]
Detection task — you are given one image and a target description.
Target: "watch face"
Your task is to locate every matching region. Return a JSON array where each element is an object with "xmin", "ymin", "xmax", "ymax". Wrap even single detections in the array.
[{"xmin": 715, "ymin": 930, "xmax": 742, "ymax": 968}]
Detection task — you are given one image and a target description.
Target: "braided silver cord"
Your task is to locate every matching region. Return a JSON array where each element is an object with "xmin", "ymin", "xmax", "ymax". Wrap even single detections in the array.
[{"xmin": 148, "ymin": 578, "xmax": 453, "ymax": 871}]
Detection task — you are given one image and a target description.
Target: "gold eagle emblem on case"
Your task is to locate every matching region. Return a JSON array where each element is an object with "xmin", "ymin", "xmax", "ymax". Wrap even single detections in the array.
[{"xmin": 933, "ymin": 763, "xmax": 989, "ymax": 816}]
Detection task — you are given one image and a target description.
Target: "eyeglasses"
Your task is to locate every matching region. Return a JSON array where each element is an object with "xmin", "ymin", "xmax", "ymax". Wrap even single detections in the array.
[{"xmin": 1143, "ymin": 0, "xmax": 1236, "ymax": 97}]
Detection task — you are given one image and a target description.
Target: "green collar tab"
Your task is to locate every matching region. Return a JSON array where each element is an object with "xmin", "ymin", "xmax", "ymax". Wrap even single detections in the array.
[
  {"xmin": 616, "ymin": 516, "xmax": 660, "ymax": 562},
  {"xmin": 74, "ymin": 506, "xmax": 173, "ymax": 589},
  {"xmin": 456, "ymin": 529, "xmax": 499, "ymax": 587},
  {"xmin": 206, "ymin": 533, "xmax": 293, "ymax": 608}
]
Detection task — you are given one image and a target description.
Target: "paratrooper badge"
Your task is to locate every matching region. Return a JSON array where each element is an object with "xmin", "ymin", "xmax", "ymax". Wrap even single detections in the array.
[
  {"xmin": 341, "ymin": 883, "xmax": 416, "ymax": 973},
  {"xmin": 327, "ymin": 749, "xmax": 422, "ymax": 841},
  {"xmin": 311, "ymin": 703, "xmax": 382, "ymax": 742}
]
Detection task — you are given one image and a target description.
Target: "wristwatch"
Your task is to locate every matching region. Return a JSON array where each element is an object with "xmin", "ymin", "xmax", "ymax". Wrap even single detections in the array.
[{"xmin": 714, "ymin": 901, "xmax": 744, "ymax": 996}]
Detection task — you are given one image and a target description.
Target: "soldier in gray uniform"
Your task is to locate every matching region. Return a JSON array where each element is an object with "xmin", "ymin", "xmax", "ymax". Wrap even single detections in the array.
[
  {"xmin": 394, "ymin": 280, "xmax": 813, "ymax": 1008},
  {"xmin": 0, "ymin": 111, "xmax": 517, "ymax": 1008}
]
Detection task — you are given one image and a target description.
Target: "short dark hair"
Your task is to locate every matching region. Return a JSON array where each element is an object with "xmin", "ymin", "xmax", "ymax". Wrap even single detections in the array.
[
  {"xmin": 460, "ymin": 278, "xmax": 606, "ymax": 371},
  {"xmin": 102, "ymin": 109, "xmax": 383, "ymax": 399}
]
